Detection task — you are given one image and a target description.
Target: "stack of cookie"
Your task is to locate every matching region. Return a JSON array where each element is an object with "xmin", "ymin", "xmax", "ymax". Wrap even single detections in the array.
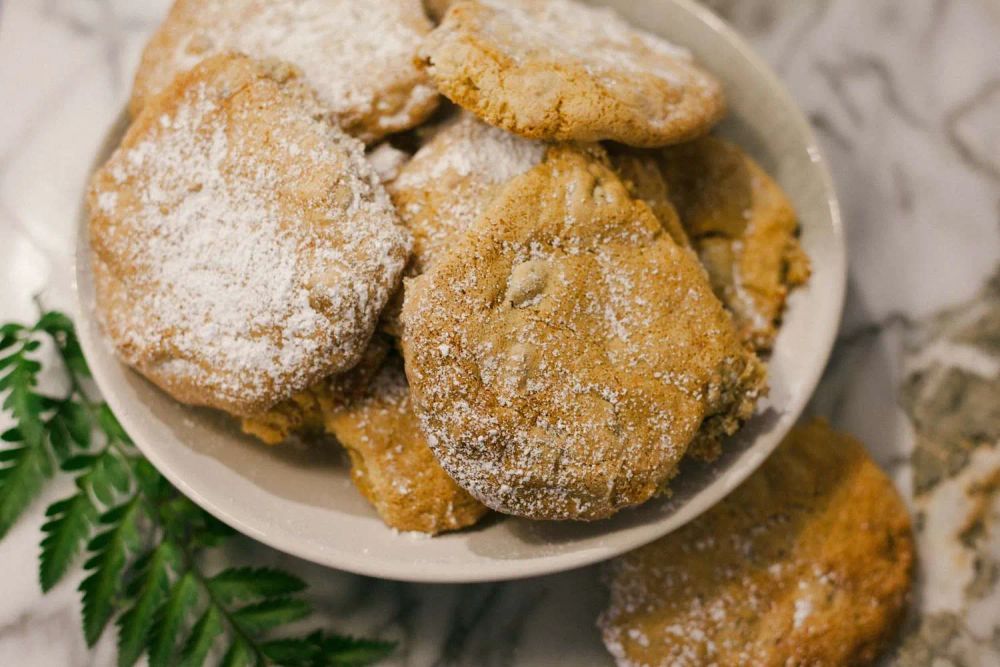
[{"xmin": 87, "ymin": 0, "xmax": 810, "ymax": 534}]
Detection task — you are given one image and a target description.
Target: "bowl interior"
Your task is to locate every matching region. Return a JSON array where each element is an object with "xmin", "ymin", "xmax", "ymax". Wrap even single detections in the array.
[{"xmin": 75, "ymin": 0, "xmax": 845, "ymax": 583}]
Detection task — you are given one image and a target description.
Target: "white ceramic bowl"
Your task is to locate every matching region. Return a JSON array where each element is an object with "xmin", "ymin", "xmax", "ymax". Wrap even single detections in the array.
[{"xmin": 75, "ymin": 0, "xmax": 845, "ymax": 583}]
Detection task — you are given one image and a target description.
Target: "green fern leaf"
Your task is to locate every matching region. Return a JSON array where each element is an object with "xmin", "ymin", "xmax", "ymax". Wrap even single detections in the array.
[
  {"xmin": 39, "ymin": 490, "xmax": 97, "ymax": 591},
  {"xmin": 36, "ymin": 311, "xmax": 91, "ymax": 378},
  {"xmin": 260, "ymin": 633, "xmax": 395, "ymax": 667},
  {"xmin": 220, "ymin": 638, "xmax": 256, "ymax": 667},
  {"xmin": 60, "ymin": 400, "xmax": 92, "ymax": 448},
  {"xmin": 148, "ymin": 571, "xmax": 200, "ymax": 667},
  {"xmin": 116, "ymin": 542, "xmax": 176, "ymax": 667},
  {"xmin": 208, "ymin": 567, "xmax": 307, "ymax": 603},
  {"xmin": 259, "ymin": 637, "xmax": 318, "ymax": 665},
  {"xmin": 230, "ymin": 598, "xmax": 311, "ymax": 633},
  {"xmin": 0, "ymin": 350, "xmax": 53, "ymax": 538},
  {"xmin": 0, "ymin": 436, "xmax": 51, "ymax": 539},
  {"xmin": 314, "ymin": 634, "xmax": 396, "ymax": 667},
  {"xmin": 178, "ymin": 604, "xmax": 223, "ymax": 667},
  {"xmin": 80, "ymin": 498, "xmax": 142, "ymax": 645}
]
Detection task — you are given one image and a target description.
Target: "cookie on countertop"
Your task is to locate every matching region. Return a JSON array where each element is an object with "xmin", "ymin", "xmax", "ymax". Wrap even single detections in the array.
[
  {"xmin": 599, "ymin": 418, "xmax": 914, "ymax": 667},
  {"xmin": 419, "ymin": 0, "xmax": 725, "ymax": 147},
  {"xmin": 89, "ymin": 54, "xmax": 411, "ymax": 417},
  {"xmin": 657, "ymin": 136, "xmax": 811, "ymax": 350},
  {"xmin": 131, "ymin": 0, "xmax": 439, "ymax": 143},
  {"xmin": 401, "ymin": 145, "xmax": 765, "ymax": 520},
  {"xmin": 388, "ymin": 111, "xmax": 547, "ymax": 274},
  {"xmin": 324, "ymin": 355, "xmax": 489, "ymax": 534}
]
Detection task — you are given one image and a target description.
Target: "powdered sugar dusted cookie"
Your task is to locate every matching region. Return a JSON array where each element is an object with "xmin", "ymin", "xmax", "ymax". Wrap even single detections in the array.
[
  {"xmin": 657, "ymin": 137, "xmax": 811, "ymax": 350},
  {"xmin": 131, "ymin": 0, "xmax": 439, "ymax": 143},
  {"xmin": 401, "ymin": 145, "xmax": 764, "ymax": 520},
  {"xmin": 419, "ymin": 0, "xmax": 725, "ymax": 146},
  {"xmin": 607, "ymin": 148, "xmax": 689, "ymax": 247},
  {"xmin": 599, "ymin": 419, "xmax": 914, "ymax": 667},
  {"xmin": 240, "ymin": 335, "xmax": 392, "ymax": 445},
  {"xmin": 367, "ymin": 143, "xmax": 411, "ymax": 187},
  {"xmin": 89, "ymin": 54, "xmax": 411, "ymax": 417},
  {"xmin": 325, "ymin": 355, "xmax": 489, "ymax": 534},
  {"xmin": 389, "ymin": 112, "xmax": 546, "ymax": 273}
]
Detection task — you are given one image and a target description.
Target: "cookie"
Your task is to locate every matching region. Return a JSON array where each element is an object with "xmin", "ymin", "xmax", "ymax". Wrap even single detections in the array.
[
  {"xmin": 606, "ymin": 148, "xmax": 689, "ymax": 247},
  {"xmin": 324, "ymin": 355, "xmax": 489, "ymax": 534},
  {"xmin": 401, "ymin": 145, "xmax": 765, "ymax": 520},
  {"xmin": 131, "ymin": 0, "xmax": 439, "ymax": 143},
  {"xmin": 89, "ymin": 54, "xmax": 411, "ymax": 417},
  {"xmin": 599, "ymin": 419, "xmax": 914, "ymax": 667},
  {"xmin": 240, "ymin": 335, "xmax": 391, "ymax": 445},
  {"xmin": 389, "ymin": 111, "xmax": 547, "ymax": 273},
  {"xmin": 367, "ymin": 143, "xmax": 411, "ymax": 187},
  {"xmin": 418, "ymin": 0, "xmax": 725, "ymax": 146},
  {"xmin": 657, "ymin": 137, "xmax": 811, "ymax": 350}
]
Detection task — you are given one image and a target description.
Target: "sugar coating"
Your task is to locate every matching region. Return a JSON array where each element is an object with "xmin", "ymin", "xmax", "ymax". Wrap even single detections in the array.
[
  {"xmin": 324, "ymin": 355, "xmax": 489, "ymax": 534},
  {"xmin": 131, "ymin": 0, "xmax": 439, "ymax": 143},
  {"xmin": 419, "ymin": 0, "xmax": 725, "ymax": 146},
  {"xmin": 390, "ymin": 111, "xmax": 547, "ymax": 273},
  {"xmin": 240, "ymin": 335, "xmax": 392, "ymax": 445},
  {"xmin": 657, "ymin": 136, "xmax": 811, "ymax": 351},
  {"xmin": 401, "ymin": 145, "xmax": 764, "ymax": 520},
  {"xmin": 599, "ymin": 419, "xmax": 914, "ymax": 667},
  {"xmin": 89, "ymin": 55, "xmax": 411, "ymax": 417},
  {"xmin": 366, "ymin": 143, "xmax": 411, "ymax": 186}
]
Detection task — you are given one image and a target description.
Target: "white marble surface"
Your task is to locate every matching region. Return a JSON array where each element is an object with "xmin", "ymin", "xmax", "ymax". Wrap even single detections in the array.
[{"xmin": 1, "ymin": 0, "xmax": 998, "ymax": 665}]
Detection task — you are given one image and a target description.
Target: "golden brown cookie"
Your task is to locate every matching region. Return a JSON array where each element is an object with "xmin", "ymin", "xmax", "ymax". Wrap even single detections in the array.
[
  {"xmin": 324, "ymin": 355, "xmax": 489, "ymax": 534},
  {"xmin": 401, "ymin": 145, "xmax": 764, "ymax": 520},
  {"xmin": 606, "ymin": 148, "xmax": 689, "ymax": 247},
  {"xmin": 657, "ymin": 137, "xmax": 811, "ymax": 350},
  {"xmin": 89, "ymin": 54, "xmax": 411, "ymax": 417},
  {"xmin": 599, "ymin": 419, "xmax": 914, "ymax": 667},
  {"xmin": 389, "ymin": 111, "xmax": 547, "ymax": 274},
  {"xmin": 131, "ymin": 0, "xmax": 439, "ymax": 143},
  {"xmin": 419, "ymin": 0, "xmax": 725, "ymax": 147},
  {"xmin": 240, "ymin": 335, "xmax": 392, "ymax": 445}
]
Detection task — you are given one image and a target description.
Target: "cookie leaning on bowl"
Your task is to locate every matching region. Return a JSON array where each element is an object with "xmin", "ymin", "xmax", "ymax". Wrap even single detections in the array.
[
  {"xmin": 657, "ymin": 136, "xmax": 811, "ymax": 351},
  {"xmin": 131, "ymin": 0, "xmax": 439, "ymax": 143},
  {"xmin": 323, "ymin": 355, "xmax": 489, "ymax": 535},
  {"xmin": 401, "ymin": 144, "xmax": 765, "ymax": 521},
  {"xmin": 599, "ymin": 419, "xmax": 914, "ymax": 666},
  {"xmin": 88, "ymin": 53, "xmax": 411, "ymax": 417},
  {"xmin": 419, "ymin": 0, "xmax": 725, "ymax": 146}
]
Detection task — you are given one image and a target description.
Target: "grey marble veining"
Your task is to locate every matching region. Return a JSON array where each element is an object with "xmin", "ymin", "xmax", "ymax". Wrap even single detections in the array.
[{"xmin": 0, "ymin": 0, "xmax": 998, "ymax": 665}]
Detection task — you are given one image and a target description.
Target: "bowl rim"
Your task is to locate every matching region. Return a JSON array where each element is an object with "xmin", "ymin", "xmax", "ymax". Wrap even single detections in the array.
[{"xmin": 74, "ymin": 0, "xmax": 845, "ymax": 583}]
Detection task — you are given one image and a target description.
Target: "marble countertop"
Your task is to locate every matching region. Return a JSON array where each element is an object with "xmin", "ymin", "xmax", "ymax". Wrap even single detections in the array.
[{"xmin": 1, "ymin": 0, "xmax": 998, "ymax": 665}]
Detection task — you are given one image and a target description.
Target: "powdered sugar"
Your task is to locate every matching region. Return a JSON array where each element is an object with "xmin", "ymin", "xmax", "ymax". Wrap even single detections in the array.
[
  {"xmin": 138, "ymin": 0, "xmax": 437, "ymax": 142},
  {"xmin": 401, "ymin": 146, "xmax": 763, "ymax": 520},
  {"xmin": 395, "ymin": 113, "xmax": 547, "ymax": 190},
  {"xmin": 90, "ymin": 57, "xmax": 410, "ymax": 415},
  {"xmin": 391, "ymin": 112, "xmax": 546, "ymax": 270},
  {"xmin": 433, "ymin": 0, "xmax": 718, "ymax": 132}
]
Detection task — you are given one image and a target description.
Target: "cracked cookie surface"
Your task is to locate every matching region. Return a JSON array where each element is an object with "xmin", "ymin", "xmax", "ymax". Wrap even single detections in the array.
[
  {"xmin": 90, "ymin": 54, "xmax": 411, "ymax": 417},
  {"xmin": 657, "ymin": 136, "xmax": 811, "ymax": 350},
  {"xmin": 419, "ymin": 0, "xmax": 725, "ymax": 146},
  {"xmin": 401, "ymin": 145, "xmax": 764, "ymax": 520},
  {"xmin": 325, "ymin": 355, "xmax": 489, "ymax": 534},
  {"xmin": 599, "ymin": 419, "xmax": 914, "ymax": 667},
  {"xmin": 131, "ymin": 0, "xmax": 439, "ymax": 143}
]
